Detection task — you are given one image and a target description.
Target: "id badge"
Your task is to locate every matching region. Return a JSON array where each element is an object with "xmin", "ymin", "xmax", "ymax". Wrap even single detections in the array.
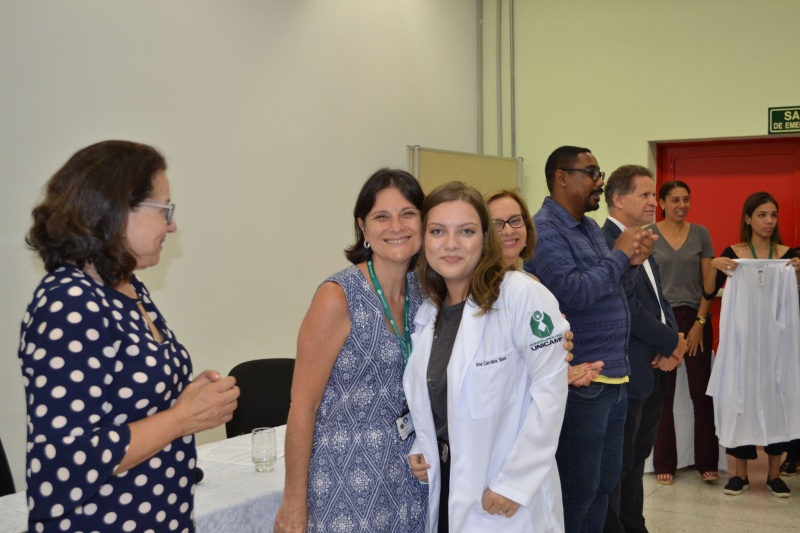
[{"xmin": 395, "ymin": 411, "xmax": 415, "ymax": 441}]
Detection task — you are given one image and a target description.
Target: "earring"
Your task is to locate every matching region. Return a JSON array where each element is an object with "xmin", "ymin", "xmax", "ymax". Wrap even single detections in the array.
[{"xmin": 364, "ymin": 241, "xmax": 370, "ymax": 249}]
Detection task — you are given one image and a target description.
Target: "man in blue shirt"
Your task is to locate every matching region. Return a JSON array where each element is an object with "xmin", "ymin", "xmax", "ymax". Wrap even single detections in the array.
[{"xmin": 524, "ymin": 146, "xmax": 655, "ymax": 533}]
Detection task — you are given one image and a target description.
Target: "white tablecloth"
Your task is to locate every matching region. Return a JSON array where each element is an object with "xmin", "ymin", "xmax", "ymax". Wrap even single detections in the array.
[
  {"xmin": 0, "ymin": 493, "xmax": 26, "ymax": 533},
  {"xmin": 195, "ymin": 427, "xmax": 286, "ymax": 532},
  {"xmin": 0, "ymin": 426, "xmax": 287, "ymax": 533}
]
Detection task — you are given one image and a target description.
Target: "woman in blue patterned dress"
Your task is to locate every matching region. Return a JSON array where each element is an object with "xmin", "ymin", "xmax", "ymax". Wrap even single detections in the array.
[
  {"xmin": 274, "ymin": 169, "xmax": 427, "ymax": 533},
  {"xmin": 19, "ymin": 140, "xmax": 239, "ymax": 532}
]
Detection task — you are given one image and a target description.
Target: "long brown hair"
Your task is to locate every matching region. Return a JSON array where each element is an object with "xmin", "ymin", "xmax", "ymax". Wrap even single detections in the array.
[
  {"xmin": 417, "ymin": 182, "xmax": 510, "ymax": 315},
  {"xmin": 740, "ymin": 191, "xmax": 782, "ymax": 244}
]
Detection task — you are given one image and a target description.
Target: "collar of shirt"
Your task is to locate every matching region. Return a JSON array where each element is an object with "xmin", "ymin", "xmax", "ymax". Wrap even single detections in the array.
[
  {"xmin": 607, "ymin": 215, "xmax": 626, "ymax": 233},
  {"xmin": 607, "ymin": 215, "xmax": 667, "ymax": 324},
  {"xmin": 542, "ymin": 196, "xmax": 589, "ymax": 230}
]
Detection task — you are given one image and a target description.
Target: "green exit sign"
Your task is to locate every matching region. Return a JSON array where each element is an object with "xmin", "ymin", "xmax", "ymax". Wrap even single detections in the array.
[{"xmin": 769, "ymin": 106, "xmax": 800, "ymax": 134}]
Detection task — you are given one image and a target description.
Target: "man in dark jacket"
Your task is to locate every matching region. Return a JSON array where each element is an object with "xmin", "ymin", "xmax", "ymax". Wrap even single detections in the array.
[{"xmin": 602, "ymin": 165, "xmax": 687, "ymax": 533}]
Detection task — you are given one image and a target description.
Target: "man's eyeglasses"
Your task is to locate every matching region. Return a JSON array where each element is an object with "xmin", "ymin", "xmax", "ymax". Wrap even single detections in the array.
[
  {"xmin": 561, "ymin": 168, "xmax": 605, "ymax": 182},
  {"xmin": 493, "ymin": 215, "xmax": 526, "ymax": 231},
  {"xmin": 139, "ymin": 201, "xmax": 176, "ymax": 225}
]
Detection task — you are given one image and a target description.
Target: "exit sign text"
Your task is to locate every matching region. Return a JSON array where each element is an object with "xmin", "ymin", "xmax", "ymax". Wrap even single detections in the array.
[{"xmin": 769, "ymin": 106, "xmax": 800, "ymax": 134}]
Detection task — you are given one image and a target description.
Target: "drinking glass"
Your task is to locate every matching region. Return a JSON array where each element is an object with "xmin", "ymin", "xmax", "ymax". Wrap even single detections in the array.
[{"xmin": 252, "ymin": 427, "xmax": 277, "ymax": 473}]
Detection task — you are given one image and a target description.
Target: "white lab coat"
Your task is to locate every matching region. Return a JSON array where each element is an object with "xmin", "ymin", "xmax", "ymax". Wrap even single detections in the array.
[
  {"xmin": 404, "ymin": 271, "xmax": 568, "ymax": 533},
  {"xmin": 706, "ymin": 259, "xmax": 800, "ymax": 448}
]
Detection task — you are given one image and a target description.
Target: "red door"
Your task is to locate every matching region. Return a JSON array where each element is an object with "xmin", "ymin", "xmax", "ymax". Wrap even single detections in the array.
[{"xmin": 656, "ymin": 137, "xmax": 800, "ymax": 348}]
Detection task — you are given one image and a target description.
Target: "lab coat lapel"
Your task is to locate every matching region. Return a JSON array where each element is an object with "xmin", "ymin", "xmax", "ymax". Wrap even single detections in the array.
[
  {"xmin": 448, "ymin": 298, "xmax": 485, "ymax": 412},
  {"xmin": 408, "ymin": 302, "xmax": 438, "ymax": 396}
]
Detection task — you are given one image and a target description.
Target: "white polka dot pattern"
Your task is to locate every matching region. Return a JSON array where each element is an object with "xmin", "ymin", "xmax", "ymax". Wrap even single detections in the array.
[{"xmin": 19, "ymin": 266, "xmax": 196, "ymax": 532}]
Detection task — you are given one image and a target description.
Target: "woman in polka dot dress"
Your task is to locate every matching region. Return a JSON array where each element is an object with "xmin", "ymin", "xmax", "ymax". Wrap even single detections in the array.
[{"xmin": 19, "ymin": 140, "xmax": 240, "ymax": 533}]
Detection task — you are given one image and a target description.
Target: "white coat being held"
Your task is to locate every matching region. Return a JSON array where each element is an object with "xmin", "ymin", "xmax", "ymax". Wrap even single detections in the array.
[{"xmin": 404, "ymin": 271, "xmax": 569, "ymax": 533}]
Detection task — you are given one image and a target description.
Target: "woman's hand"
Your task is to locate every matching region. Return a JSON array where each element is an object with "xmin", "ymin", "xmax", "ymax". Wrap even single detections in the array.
[
  {"xmin": 481, "ymin": 488, "xmax": 520, "ymax": 518},
  {"xmin": 119, "ymin": 370, "xmax": 238, "ymax": 474},
  {"xmin": 170, "ymin": 370, "xmax": 239, "ymax": 436},
  {"xmin": 562, "ymin": 329, "xmax": 574, "ymax": 362},
  {"xmin": 274, "ymin": 498, "xmax": 308, "ymax": 533},
  {"xmin": 568, "ymin": 361, "xmax": 603, "ymax": 387},
  {"xmin": 710, "ymin": 256, "xmax": 737, "ymax": 276},
  {"xmin": 408, "ymin": 454, "xmax": 430, "ymax": 483},
  {"xmin": 686, "ymin": 322, "xmax": 704, "ymax": 356},
  {"xmin": 561, "ymin": 325, "xmax": 603, "ymax": 386}
]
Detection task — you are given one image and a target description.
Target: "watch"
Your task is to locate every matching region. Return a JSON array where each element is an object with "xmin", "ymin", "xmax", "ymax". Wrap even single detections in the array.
[{"xmin": 695, "ymin": 316, "xmax": 707, "ymax": 325}]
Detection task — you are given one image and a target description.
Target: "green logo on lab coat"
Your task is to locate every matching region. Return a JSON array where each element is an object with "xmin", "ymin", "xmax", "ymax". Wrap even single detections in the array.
[{"xmin": 530, "ymin": 310, "xmax": 554, "ymax": 339}]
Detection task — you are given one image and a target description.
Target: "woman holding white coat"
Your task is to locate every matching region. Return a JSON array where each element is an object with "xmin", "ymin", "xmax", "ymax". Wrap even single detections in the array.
[{"xmin": 404, "ymin": 182, "xmax": 569, "ymax": 533}]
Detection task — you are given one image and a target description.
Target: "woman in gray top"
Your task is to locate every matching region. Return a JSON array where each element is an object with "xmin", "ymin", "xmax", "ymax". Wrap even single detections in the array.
[{"xmin": 650, "ymin": 180, "xmax": 720, "ymax": 485}]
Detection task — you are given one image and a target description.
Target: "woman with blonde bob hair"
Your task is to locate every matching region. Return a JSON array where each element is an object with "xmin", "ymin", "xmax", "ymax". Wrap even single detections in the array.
[{"xmin": 404, "ymin": 182, "xmax": 569, "ymax": 533}]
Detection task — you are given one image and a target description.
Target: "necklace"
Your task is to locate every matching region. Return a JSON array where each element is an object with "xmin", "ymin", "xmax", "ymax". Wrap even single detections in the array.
[
  {"xmin": 748, "ymin": 241, "xmax": 773, "ymax": 259},
  {"xmin": 662, "ymin": 222, "xmax": 688, "ymax": 242}
]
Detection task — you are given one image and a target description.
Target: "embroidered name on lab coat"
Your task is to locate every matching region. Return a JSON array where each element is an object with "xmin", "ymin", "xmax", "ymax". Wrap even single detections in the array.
[{"xmin": 475, "ymin": 356, "xmax": 508, "ymax": 367}]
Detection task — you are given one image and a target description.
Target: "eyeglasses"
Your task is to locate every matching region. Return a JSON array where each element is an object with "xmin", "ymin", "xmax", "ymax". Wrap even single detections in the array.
[
  {"xmin": 561, "ymin": 167, "xmax": 605, "ymax": 182},
  {"xmin": 493, "ymin": 215, "xmax": 526, "ymax": 231},
  {"xmin": 139, "ymin": 201, "xmax": 176, "ymax": 224}
]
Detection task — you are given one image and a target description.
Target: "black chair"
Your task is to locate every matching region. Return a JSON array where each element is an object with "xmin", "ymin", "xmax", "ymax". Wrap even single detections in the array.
[
  {"xmin": 0, "ymin": 437, "xmax": 15, "ymax": 496},
  {"xmin": 225, "ymin": 358, "xmax": 295, "ymax": 438}
]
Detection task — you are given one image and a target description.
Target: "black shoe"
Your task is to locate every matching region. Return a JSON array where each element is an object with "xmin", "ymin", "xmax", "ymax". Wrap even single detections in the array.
[
  {"xmin": 723, "ymin": 476, "xmax": 749, "ymax": 495},
  {"xmin": 767, "ymin": 476, "xmax": 791, "ymax": 498},
  {"xmin": 780, "ymin": 461, "xmax": 797, "ymax": 477}
]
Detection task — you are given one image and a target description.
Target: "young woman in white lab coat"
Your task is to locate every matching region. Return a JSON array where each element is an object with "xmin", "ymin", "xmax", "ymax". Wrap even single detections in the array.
[{"xmin": 404, "ymin": 182, "xmax": 569, "ymax": 533}]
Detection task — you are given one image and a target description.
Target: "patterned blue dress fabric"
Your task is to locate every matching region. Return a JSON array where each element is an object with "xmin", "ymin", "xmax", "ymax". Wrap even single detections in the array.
[
  {"xmin": 307, "ymin": 265, "xmax": 427, "ymax": 532},
  {"xmin": 19, "ymin": 265, "xmax": 196, "ymax": 532}
]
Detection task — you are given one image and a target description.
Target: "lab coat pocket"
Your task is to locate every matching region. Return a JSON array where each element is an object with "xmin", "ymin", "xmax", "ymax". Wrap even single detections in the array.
[{"xmin": 467, "ymin": 350, "xmax": 517, "ymax": 419}]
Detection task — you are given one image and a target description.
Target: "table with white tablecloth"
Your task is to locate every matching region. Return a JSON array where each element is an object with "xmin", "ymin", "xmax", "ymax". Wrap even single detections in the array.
[
  {"xmin": 0, "ymin": 426, "xmax": 287, "ymax": 533},
  {"xmin": 0, "ymin": 493, "xmax": 25, "ymax": 533},
  {"xmin": 195, "ymin": 426, "xmax": 286, "ymax": 532}
]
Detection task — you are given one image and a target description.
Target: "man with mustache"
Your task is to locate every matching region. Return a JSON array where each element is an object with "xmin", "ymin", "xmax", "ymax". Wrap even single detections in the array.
[
  {"xmin": 525, "ymin": 147, "xmax": 655, "ymax": 533},
  {"xmin": 601, "ymin": 165, "xmax": 687, "ymax": 533}
]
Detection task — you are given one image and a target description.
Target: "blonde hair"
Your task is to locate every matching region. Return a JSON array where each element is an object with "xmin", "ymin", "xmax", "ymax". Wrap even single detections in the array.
[{"xmin": 484, "ymin": 188, "xmax": 537, "ymax": 262}]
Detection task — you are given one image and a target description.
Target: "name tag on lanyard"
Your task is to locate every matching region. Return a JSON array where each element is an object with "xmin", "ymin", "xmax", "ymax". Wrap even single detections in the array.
[
  {"xmin": 368, "ymin": 260, "xmax": 415, "ymax": 440},
  {"xmin": 395, "ymin": 409, "xmax": 415, "ymax": 441}
]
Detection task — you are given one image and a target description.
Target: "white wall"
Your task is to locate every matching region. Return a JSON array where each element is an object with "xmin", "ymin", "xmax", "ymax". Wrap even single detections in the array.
[
  {"xmin": 481, "ymin": 0, "xmax": 800, "ymax": 221},
  {"xmin": 0, "ymin": 1, "xmax": 478, "ymax": 490}
]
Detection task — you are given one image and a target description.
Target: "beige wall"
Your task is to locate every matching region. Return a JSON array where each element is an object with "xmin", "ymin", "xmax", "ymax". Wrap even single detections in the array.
[
  {"xmin": 0, "ymin": 1, "xmax": 479, "ymax": 490},
  {"xmin": 483, "ymin": 0, "xmax": 800, "ymax": 221}
]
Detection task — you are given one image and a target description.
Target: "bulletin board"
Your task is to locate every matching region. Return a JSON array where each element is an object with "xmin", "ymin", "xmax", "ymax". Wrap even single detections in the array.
[{"xmin": 407, "ymin": 145, "xmax": 523, "ymax": 195}]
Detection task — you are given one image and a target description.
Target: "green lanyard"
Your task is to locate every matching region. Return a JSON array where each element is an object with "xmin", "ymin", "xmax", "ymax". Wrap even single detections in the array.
[
  {"xmin": 367, "ymin": 259, "xmax": 412, "ymax": 368},
  {"xmin": 748, "ymin": 241, "xmax": 772, "ymax": 259}
]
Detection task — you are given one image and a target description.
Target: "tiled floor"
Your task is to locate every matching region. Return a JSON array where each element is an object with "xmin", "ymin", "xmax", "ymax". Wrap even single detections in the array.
[{"xmin": 642, "ymin": 454, "xmax": 799, "ymax": 532}]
